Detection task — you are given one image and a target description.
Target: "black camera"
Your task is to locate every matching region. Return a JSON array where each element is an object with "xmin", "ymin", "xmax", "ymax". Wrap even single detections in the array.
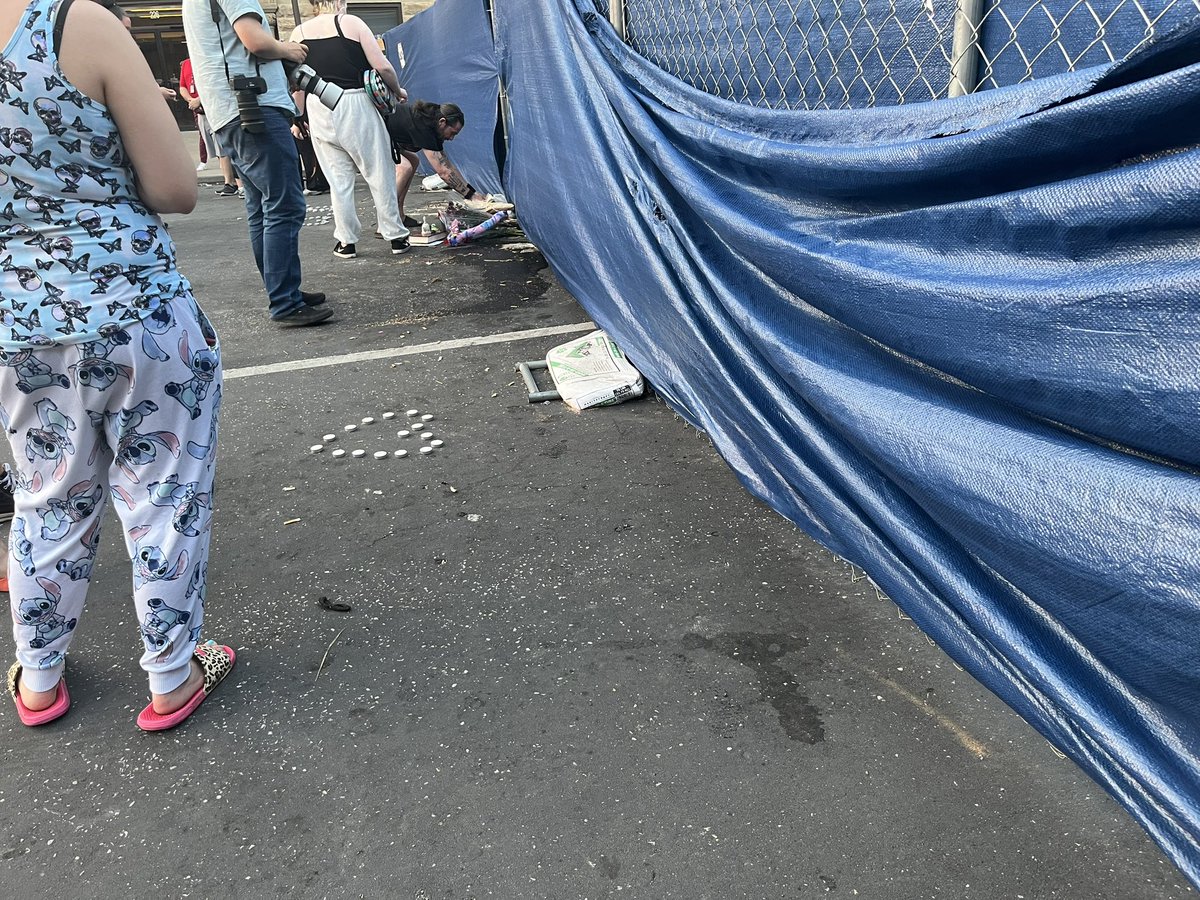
[
  {"xmin": 285, "ymin": 62, "xmax": 343, "ymax": 110},
  {"xmin": 230, "ymin": 73, "xmax": 268, "ymax": 133}
]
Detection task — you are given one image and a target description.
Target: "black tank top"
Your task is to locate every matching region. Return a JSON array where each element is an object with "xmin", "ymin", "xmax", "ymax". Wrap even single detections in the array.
[{"xmin": 301, "ymin": 16, "xmax": 371, "ymax": 89}]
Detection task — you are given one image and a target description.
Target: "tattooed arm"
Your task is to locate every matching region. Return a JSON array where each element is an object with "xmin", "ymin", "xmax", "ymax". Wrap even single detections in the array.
[{"xmin": 422, "ymin": 150, "xmax": 477, "ymax": 200}]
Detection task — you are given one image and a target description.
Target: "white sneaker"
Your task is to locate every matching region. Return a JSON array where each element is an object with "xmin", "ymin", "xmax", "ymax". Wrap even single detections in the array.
[{"xmin": 196, "ymin": 162, "xmax": 208, "ymax": 171}]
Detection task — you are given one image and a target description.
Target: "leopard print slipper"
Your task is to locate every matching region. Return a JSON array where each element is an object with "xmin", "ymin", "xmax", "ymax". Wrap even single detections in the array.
[{"xmin": 136, "ymin": 641, "xmax": 236, "ymax": 732}]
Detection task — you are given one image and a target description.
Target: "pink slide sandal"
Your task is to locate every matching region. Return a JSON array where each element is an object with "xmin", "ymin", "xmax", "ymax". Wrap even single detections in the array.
[
  {"xmin": 7, "ymin": 662, "xmax": 71, "ymax": 726},
  {"xmin": 137, "ymin": 641, "xmax": 236, "ymax": 732}
]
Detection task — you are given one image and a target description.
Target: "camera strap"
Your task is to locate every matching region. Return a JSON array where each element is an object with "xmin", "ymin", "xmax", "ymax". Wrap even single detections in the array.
[{"xmin": 208, "ymin": 0, "xmax": 261, "ymax": 87}]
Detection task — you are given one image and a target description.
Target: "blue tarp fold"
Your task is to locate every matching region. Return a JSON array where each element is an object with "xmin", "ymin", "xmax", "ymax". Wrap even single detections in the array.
[
  {"xmin": 381, "ymin": 0, "xmax": 502, "ymax": 196},
  {"xmin": 493, "ymin": 0, "xmax": 1200, "ymax": 885}
]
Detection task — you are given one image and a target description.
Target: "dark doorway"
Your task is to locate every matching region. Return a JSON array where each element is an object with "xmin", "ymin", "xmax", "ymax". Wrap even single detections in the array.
[{"xmin": 129, "ymin": 11, "xmax": 192, "ymax": 130}]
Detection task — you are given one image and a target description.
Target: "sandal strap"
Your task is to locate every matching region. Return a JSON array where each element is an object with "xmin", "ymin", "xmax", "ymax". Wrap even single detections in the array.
[
  {"xmin": 6, "ymin": 661, "xmax": 20, "ymax": 700},
  {"xmin": 195, "ymin": 643, "xmax": 234, "ymax": 692}
]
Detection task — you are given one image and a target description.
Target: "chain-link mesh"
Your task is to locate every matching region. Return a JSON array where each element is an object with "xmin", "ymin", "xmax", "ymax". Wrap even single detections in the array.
[
  {"xmin": 971, "ymin": 0, "xmax": 1200, "ymax": 90},
  {"xmin": 598, "ymin": 0, "xmax": 1200, "ymax": 109}
]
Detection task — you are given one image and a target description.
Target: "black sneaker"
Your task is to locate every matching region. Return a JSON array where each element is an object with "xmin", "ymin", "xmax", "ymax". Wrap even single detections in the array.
[
  {"xmin": 213, "ymin": 183, "xmax": 238, "ymax": 196},
  {"xmin": 390, "ymin": 236, "xmax": 410, "ymax": 255},
  {"xmin": 333, "ymin": 242, "xmax": 356, "ymax": 259},
  {"xmin": 301, "ymin": 290, "xmax": 326, "ymax": 306},
  {"xmin": 274, "ymin": 304, "xmax": 333, "ymax": 327},
  {"xmin": 402, "ymin": 215, "xmax": 421, "ymax": 229}
]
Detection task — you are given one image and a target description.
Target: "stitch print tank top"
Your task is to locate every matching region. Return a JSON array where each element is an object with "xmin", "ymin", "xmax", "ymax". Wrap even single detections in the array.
[{"xmin": 0, "ymin": 0, "xmax": 192, "ymax": 349}]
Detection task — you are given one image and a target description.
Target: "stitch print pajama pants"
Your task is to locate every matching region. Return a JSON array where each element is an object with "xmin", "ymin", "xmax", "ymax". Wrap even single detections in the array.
[{"xmin": 2, "ymin": 295, "xmax": 221, "ymax": 695}]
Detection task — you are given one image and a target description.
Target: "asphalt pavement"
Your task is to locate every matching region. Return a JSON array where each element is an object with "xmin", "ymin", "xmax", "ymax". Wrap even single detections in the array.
[{"xmin": 0, "ymin": 176, "xmax": 1193, "ymax": 900}]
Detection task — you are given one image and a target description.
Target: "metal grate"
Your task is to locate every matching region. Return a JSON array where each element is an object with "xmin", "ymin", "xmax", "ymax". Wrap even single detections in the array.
[{"xmin": 601, "ymin": 0, "xmax": 1200, "ymax": 109}]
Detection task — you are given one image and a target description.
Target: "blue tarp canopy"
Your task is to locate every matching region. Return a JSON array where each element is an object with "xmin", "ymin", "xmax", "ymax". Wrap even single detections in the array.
[{"xmin": 410, "ymin": 0, "xmax": 1200, "ymax": 886}]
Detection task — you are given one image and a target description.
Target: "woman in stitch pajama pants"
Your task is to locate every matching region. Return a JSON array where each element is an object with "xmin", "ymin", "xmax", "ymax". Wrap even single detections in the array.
[
  {"xmin": 4, "ymin": 297, "xmax": 221, "ymax": 705},
  {"xmin": 2, "ymin": 0, "xmax": 234, "ymax": 730}
]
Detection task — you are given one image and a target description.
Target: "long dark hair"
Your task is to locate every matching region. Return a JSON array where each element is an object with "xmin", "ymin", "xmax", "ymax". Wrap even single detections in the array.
[{"xmin": 412, "ymin": 101, "xmax": 464, "ymax": 129}]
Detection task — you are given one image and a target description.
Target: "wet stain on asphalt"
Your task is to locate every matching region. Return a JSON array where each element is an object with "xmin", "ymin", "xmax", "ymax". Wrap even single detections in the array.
[
  {"xmin": 597, "ymin": 854, "xmax": 621, "ymax": 879},
  {"xmin": 681, "ymin": 631, "xmax": 825, "ymax": 744}
]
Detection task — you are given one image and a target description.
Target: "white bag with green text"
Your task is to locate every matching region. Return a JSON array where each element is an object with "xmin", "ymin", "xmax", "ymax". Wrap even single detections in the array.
[{"xmin": 546, "ymin": 330, "xmax": 644, "ymax": 411}]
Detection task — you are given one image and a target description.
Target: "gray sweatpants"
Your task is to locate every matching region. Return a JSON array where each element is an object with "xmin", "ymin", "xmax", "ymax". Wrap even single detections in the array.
[{"xmin": 308, "ymin": 88, "xmax": 406, "ymax": 244}]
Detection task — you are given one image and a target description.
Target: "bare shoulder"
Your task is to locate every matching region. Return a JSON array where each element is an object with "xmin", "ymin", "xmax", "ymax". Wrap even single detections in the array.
[
  {"xmin": 60, "ymin": 0, "xmax": 130, "ymax": 42},
  {"xmin": 343, "ymin": 14, "xmax": 374, "ymax": 37},
  {"xmin": 58, "ymin": 0, "xmax": 138, "ymax": 100}
]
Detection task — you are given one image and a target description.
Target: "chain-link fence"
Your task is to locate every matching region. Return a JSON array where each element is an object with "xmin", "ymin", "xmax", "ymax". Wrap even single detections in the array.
[{"xmin": 594, "ymin": 0, "xmax": 1200, "ymax": 109}]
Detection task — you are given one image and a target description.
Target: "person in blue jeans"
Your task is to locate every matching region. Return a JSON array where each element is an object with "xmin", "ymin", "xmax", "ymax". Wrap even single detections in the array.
[{"xmin": 183, "ymin": 0, "xmax": 333, "ymax": 327}]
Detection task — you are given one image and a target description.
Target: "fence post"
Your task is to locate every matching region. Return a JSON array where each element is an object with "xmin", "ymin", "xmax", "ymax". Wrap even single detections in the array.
[
  {"xmin": 486, "ymin": 0, "xmax": 511, "ymax": 170},
  {"xmin": 949, "ymin": 0, "xmax": 985, "ymax": 97},
  {"xmin": 608, "ymin": 0, "xmax": 626, "ymax": 41}
]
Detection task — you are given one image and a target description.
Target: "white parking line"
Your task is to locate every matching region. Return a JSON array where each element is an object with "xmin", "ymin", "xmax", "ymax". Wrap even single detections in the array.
[{"xmin": 224, "ymin": 321, "xmax": 596, "ymax": 381}]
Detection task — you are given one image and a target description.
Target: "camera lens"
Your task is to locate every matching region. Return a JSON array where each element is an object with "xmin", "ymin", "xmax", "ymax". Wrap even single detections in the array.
[
  {"xmin": 286, "ymin": 63, "xmax": 343, "ymax": 111},
  {"xmin": 230, "ymin": 74, "xmax": 268, "ymax": 133},
  {"xmin": 235, "ymin": 91, "xmax": 265, "ymax": 133}
]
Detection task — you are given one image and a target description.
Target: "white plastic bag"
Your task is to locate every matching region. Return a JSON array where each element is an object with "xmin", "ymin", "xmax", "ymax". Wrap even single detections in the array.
[{"xmin": 546, "ymin": 330, "xmax": 644, "ymax": 411}]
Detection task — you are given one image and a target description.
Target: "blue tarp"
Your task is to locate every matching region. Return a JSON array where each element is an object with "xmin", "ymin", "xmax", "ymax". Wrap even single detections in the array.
[
  {"xmin": 421, "ymin": 0, "xmax": 1200, "ymax": 885},
  {"xmin": 381, "ymin": 0, "xmax": 503, "ymax": 197}
]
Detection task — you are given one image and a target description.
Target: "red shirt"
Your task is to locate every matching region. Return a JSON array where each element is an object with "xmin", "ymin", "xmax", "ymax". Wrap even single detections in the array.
[{"xmin": 180, "ymin": 58, "xmax": 197, "ymax": 98}]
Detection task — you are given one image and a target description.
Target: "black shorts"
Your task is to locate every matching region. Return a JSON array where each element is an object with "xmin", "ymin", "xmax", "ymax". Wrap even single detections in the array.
[{"xmin": 391, "ymin": 143, "xmax": 421, "ymax": 164}]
